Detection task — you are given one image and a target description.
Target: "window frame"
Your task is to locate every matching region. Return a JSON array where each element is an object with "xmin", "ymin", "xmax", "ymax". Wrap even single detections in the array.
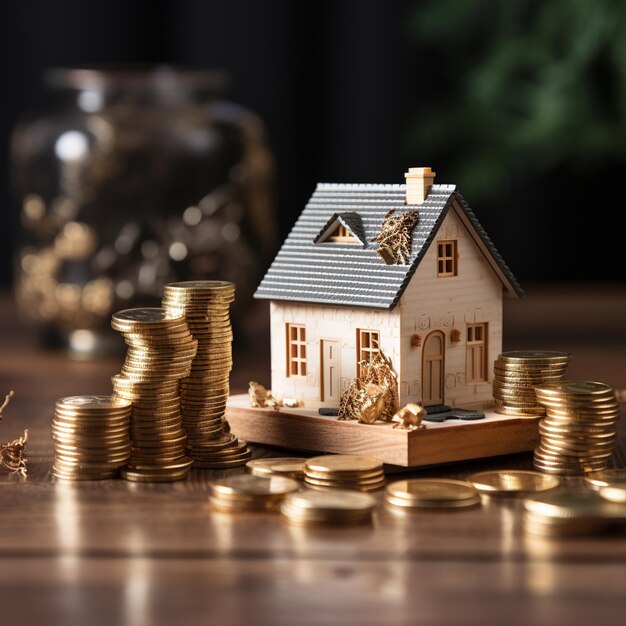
[
  {"xmin": 437, "ymin": 239, "xmax": 458, "ymax": 277},
  {"xmin": 466, "ymin": 322, "xmax": 488, "ymax": 383},
  {"xmin": 328, "ymin": 223, "xmax": 357, "ymax": 243},
  {"xmin": 286, "ymin": 323, "xmax": 307, "ymax": 377},
  {"xmin": 356, "ymin": 328, "xmax": 380, "ymax": 378}
]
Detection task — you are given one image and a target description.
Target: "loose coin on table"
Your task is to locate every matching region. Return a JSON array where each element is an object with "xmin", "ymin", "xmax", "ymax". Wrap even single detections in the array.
[
  {"xmin": 385, "ymin": 478, "xmax": 481, "ymax": 510},
  {"xmin": 209, "ymin": 474, "xmax": 300, "ymax": 512},
  {"xmin": 523, "ymin": 490, "xmax": 626, "ymax": 537},
  {"xmin": 280, "ymin": 490, "xmax": 377, "ymax": 526},
  {"xmin": 585, "ymin": 469, "xmax": 626, "ymax": 491},
  {"xmin": 468, "ymin": 470, "xmax": 561, "ymax": 496},
  {"xmin": 598, "ymin": 483, "xmax": 626, "ymax": 504},
  {"xmin": 246, "ymin": 457, "xmax": 307, "ymax": 480}
]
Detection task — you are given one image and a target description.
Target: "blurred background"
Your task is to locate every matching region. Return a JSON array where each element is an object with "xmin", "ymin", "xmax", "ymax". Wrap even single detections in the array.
[{"xmin": 1, "ymin": 0, "xmax": 625, "ymax": 352}]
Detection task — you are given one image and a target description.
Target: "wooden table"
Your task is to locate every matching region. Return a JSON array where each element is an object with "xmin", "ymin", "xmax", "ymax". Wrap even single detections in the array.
[{"xmin": 1, "ymin": 285, "xmax": 625, "ymax": 626}]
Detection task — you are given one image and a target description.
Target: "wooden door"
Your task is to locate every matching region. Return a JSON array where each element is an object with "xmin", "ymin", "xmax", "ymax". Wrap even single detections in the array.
[
  {"xmin": 321, "ymin": 339, "xmax": 341, "ymax": 403},
  {"xmin": 422, "ymin": 331, "xmax": 445, "ymax": 406}
]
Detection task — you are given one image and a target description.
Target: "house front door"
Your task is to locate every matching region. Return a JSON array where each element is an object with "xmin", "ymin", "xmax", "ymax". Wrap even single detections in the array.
[
  {"xmin": 422, "ymin": 330, "xmax": 445, "ymax": 406},
  {"xmin": 321, "ymin": 339, "xmax": 341, "ymax": 403}
]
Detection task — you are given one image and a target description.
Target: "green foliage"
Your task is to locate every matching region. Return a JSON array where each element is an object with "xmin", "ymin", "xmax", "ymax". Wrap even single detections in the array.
[{"xmin": 407, "ymin": 0, "xmax": 626, "ymax": 198}]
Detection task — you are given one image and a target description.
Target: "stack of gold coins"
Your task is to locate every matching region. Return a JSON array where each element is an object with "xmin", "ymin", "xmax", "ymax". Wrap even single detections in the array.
[
  {"xmin": 52, "ymin": 395, "xmax": 131, "ymax": 480},
  {"xmin": 209, "ymin": 474, "xmax": 300, "ymax": 512},
  {"xmin": 280, "ymin": 490, "xmax": 377, "ymax": 526},
  {"xmin": 162, "ymin": 281, "xmax": 250, "ymax": 468},
  {"xmin": 111, "ymin": 308, "xmax": 197, "ymax": 482},
  {"xmin": 303, "ymin": 455, "xmax": 385, "ymax": 491},
  {"xmin": 493, "ymin": 351, "xmax": 572, "ymax": 416},
  {"xmin": 246, "ymin": 457, "xmax": 306, "ymax": 480},
  {"xmin": 384, "ymin": 478, "xmax": 481, "ymax": 512},
  {"xmin": 533, "ymin": 381, "xmax": 621, "ymax": 476},
  {"xmin": 523, "ymin": 490, "xmax": 626, "ymax": 537},
  {"xmin": 468, "ymin": 470, "xmax": 560, "ymax": 497}
]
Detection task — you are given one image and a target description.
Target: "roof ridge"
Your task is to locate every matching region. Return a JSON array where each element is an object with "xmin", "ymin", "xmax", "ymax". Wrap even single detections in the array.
[{"xmin": 316, "ymin": 182, "xmax": 457, "ymax": 192}]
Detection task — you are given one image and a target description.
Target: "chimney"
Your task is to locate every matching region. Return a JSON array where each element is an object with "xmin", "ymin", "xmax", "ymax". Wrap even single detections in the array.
[{"xmin": 405, "ymin": 167, "xmax": 436, "ymax": 204}]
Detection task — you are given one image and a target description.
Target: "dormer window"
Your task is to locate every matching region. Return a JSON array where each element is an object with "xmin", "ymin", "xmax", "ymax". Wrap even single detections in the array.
[
  {"xmin": 328, "ymin": 223, "xmax": 357, "ymax": 243},
  {"xmin": 313, "ymin": 212, "xmax": 368, "ymax": 247}
]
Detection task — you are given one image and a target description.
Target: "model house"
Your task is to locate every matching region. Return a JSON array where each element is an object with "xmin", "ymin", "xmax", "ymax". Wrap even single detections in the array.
[{"xmin": 254, "ymin": 167, "xmax": 523, "ymax": 410}]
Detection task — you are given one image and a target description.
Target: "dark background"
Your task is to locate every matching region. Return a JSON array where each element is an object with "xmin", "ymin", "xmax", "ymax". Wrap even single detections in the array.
[{"xmin": 1, "ymin": 0, "xmax": 626, "ymax": 287}]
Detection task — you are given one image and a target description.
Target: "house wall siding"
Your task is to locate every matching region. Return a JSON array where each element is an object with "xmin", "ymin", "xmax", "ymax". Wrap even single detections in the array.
[
  {"xmin": 399, "ymin": 203, "xmax": 503, "ymax": 408},
  {"xmin": 269, "ymin": 301, "xmax": 401, "ymax": 408}
]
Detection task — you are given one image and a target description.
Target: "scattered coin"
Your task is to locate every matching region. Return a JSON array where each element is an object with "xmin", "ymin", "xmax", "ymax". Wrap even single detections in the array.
[
  {"xmin": 209, "ymin": 474, "xmax": 300, "ymax": 512},
  {"xmin": 385, "ymin": 478, "xmax": 480, "ymax": 510},
  {"xmin": 523, "ymin": 490, "xmax": 626, "ymax": 537},
  {"xmin": 246, "ymin": 457, "xmax": 307, "ymax": 480},
  {"xmin": 468, "ymin": 470, "xmax": 561, "ymax": 496},
  {"xmin": 280, "ymin": 489, "xmax": 377, "ymax": 526}
]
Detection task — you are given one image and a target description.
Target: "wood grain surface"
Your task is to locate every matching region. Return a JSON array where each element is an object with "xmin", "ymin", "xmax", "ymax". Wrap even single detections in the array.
[{"xmin": 0, "ymin": 286, "xmax": 625, "ymax": 626}]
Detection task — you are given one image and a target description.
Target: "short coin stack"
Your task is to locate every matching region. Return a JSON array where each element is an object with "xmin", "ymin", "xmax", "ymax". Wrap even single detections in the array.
[
  {"xmin": 524, "ymin": 490, "xmax": 626, "ymax": 537},
  {"xmin": 111, "ymin": 308, "xmax": 197, "ymax": 482},
  {"xmin": 246, "ymin": 457, "xmax": 306, "ymax": 480},
  {"xmin": 385, "ymin": 478, "xmax": 481, "ymax": 512},
  {"xmin": 209, "ymin": 474, "xmax": 300, "ymax": 512},
  {"xmin": 493, "ymin": 351, "xmax": 572, "ymax": 416},
  {"xmin": 162, "ymin": 281, "xmax": 251, "ymax": 469},
  {"xmin": 303, "ymin": 455, "xmax": 385, "ymax": 492},
  {"xmin": 281, "ymin": 490, "xmax": 377, "ymax": 526},
  {"xmin": 533, "ymin": 381, "xmax": 621, "ymax": 476},
  {"xmin": 52, "ymin": 395, "xmax": 131, "ymax": 480}
]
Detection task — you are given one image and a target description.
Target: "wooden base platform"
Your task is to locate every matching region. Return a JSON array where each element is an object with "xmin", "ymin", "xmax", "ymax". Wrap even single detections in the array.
[{"xmin": 226, "ymin": 394, "xmax": 541, "ymax": 467}]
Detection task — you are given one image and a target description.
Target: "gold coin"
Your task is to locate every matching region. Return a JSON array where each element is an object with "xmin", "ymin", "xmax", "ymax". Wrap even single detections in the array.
[
  {"xmin": 304, "ymin": 474, "xmax": 385, "ymax": 487},
  {"xmin": 584, "ymin": 469, "xmax": 626, "ymax": 490},
  {"xmin": 385, "ymin": 478, "xmax": 479, "ymax": 505},
  {"xmin": 498, "ymin": 351, "xmax": 572, "ymax": 363},
  {"xmin": 304, "ymin": 455, "xmax": 383, "ymax": 475},
  {"xmin": 598, "ymin": 484, "xmax": 626, "ymax": 504},
  {"xmin": 468, "ymin": 470, "xmax": 560, "ymax": 496},
  {"xmin": 282, "ymin": 489, "xmax": 376, "ymax": 515},
  {"xmin": 120, "ymin": 469, "xmax": 189, "ymax": 483},
  {"xmin": 385, "ymin": 493, "xmax": 481, "ymax": 509},
  {"xmin": 246, "ymin": 457, "xmax": 307, "ymax": 478},
  {"xmin": 494, "ymin": 404, "xmax": 544, "ymax": 417},
  {"xmin": 524, "ymin": 490, "xmax": 626, "ymax": 521},
  {"xmin": 210, "ymin": 474, "xmax": 299, "ymax": 498}
]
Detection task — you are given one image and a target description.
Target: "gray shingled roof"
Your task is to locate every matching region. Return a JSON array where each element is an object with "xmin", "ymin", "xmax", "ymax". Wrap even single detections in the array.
[{"xmin": 254, "ymin": 183, "xmax": 523, "ymax": 310}]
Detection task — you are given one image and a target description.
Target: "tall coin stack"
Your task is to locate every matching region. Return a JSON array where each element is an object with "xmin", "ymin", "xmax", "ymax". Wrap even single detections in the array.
[
  {"xmin": 492, "ymin": 351, "xmax": 572, "ymax": 416},
  {"xmin": 52, "ymin": 395, "xmax": 131, "ymax": 480},
  {"xmin": 533, "ymin": 381, "xmax": 621, "ymax": 476},
  {"xmin": 162, "ymin": 281, "xmax": 251, "ymax": 468},
  {"xmin": 111, "ymin": 308, "xmax": 197, "ymax": 482}
]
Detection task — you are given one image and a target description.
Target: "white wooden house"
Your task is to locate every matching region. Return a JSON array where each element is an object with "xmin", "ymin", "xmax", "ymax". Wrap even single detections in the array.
[{"xmin": 254, "ymin": 167, "xmax": 523, "ymax": 410}]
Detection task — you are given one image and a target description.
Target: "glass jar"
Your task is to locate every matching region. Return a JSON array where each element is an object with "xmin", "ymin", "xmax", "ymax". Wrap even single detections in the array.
[{"xmin": 12, "ymin": 67, "xmax": 275, "ymax": 356}]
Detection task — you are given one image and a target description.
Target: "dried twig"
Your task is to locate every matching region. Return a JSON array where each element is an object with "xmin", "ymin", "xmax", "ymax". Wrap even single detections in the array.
[
  {"xmin": 372, "ymin": 209, "xmax": 419, "ymax": 265},
  {"xmin": 0, "ymin": 390, "xmax": 14, "ymax": 419},
  {"xmin": 1, "ymin": 430, "xmax": 28, "ymax": 477},
  {"xmin": 0, "ymin": 391, "xmax": 28, "ymax": 477}
]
